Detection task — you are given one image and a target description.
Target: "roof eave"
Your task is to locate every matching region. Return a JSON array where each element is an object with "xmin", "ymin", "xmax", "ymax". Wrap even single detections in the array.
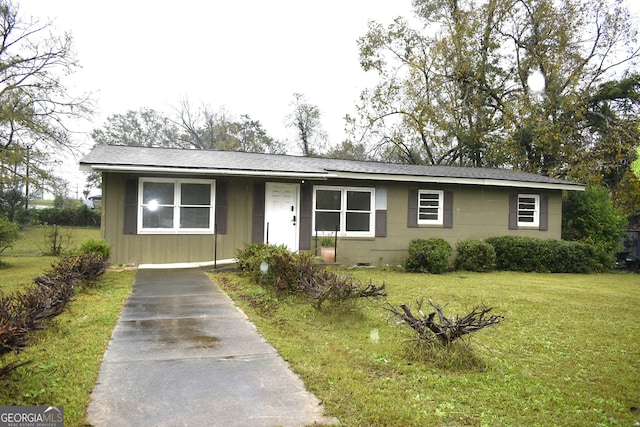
[
  {"xmin": 80, "ymin": 164, "xmax": 334, "ymax": 180},
  {"xmin": 80, "ymin": 163, "xmax": 585, "ymax": 191},
  {"xmin": 331, "ymin": 171, "xmax": 585, "ymax": 191}
]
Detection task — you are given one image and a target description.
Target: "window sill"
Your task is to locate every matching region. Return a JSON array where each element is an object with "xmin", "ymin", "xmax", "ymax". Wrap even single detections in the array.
[{"xmin": 138, "ymin": 230, "xmax": 215, "ymax": 235}]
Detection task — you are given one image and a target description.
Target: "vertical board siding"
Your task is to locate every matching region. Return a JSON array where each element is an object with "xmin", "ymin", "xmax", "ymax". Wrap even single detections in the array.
[
  {"xmin": 252, "ymin": 182, "xmax": 265, "ymax": 243},
  {"xmin": 215, "ymin": 180, "xmax": 228, "ymax": 234}
]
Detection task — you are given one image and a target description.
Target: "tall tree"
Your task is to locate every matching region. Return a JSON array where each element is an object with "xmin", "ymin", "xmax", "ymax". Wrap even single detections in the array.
[
  {"xmin": 175, "ymin": 99, "xmax": 285, "ymax": 153},
  {"xmin": 354, "ymin": 0, "xmax": 639, "ymax": 177},
  {"xmin": 285, "ymin": 93, "xmax": 326, "ymax": 156},
  {"xmin": 0, "ymin": 0, "xmax": 92, "ymax": 153},
  {"xmin": 90, "ymin": 108, "xmax": 181, "ymax": 148},
  {"xmin": 0, "ymin": 0, "xmax": 91, "ymax": 200}
]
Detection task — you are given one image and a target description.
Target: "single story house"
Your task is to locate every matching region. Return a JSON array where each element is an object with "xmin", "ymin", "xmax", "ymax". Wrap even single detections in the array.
[{"xmin": 79, "ymin": 145, "xmax": 585, "ymax": 266}]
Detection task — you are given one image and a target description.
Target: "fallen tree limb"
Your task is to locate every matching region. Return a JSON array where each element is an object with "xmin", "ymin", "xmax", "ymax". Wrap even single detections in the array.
[{"xmin": 386, "ymin": 299, "xmax": 504, "ymax": 346}]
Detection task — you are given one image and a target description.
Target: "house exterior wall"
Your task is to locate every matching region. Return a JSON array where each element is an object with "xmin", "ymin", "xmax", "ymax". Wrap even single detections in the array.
[
  {"xmin": 308, "ymin": 181, "xmax": 562, "ymax": 266},
  {"xmin": 103, "ymin": 172, "xmax": 255, "ymax": 265},
  {"xmin": 102, "ymin": 172, "xmax": 563, "ymax": 266}
]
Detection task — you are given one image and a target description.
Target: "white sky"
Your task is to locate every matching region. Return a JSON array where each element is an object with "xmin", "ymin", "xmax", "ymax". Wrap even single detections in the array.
[
  {"xmin": 19, "ymin": 0, "xmax": 416, "ymax": 194},
  {"xmin": 17, "ymin": 0, "xmax": 639, "ymax": 195}
]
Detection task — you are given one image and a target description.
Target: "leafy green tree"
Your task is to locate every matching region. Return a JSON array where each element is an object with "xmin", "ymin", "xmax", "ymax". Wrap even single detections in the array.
[
  {"xmin": 91, "ymin": 108, "xmax": 181, "ymax": 148},
  {"xmin": 562, "ymin": 186, "xmax": 627, "ymax": 269},
  {"xmin": 0, "ymin": 188, "xmax": 23, "ymax": 222},
  {"xmin": 354, "ymin": 0, "xmax": 639, "ymax": 176},
  {"xmin": 0, "ymin": 215, "xmax": 19, "ymax": 259}
]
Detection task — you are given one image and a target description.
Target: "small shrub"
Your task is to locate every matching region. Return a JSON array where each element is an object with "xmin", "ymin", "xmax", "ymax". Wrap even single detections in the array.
[
  {"xmin": 547, "ymin": 240, "xmax": 597, "ymax": 273},
  {"xmin": 486, "ymin": 236, "xmax": 599, "ymax": 273},
  {"xmin": 235, "ymin": 243, "xmax": 308, "ymax": 294},
  {"xmin": 405, "ymin": 238, "xmax": 452, "ymax": 274},
  {"xmin": 79, "ymin": 238, "xmax": 111, "ymax": 261},
  {"xmin": 0, "ymin": 217, "xmax": 19, "ymax": 259},
  {"xmin": 235, "ymin": 243, "xmax": 386, "ymax": 308},
  {"xmin": 454, "ymin": 240, "xmax": 496, "ymax": 272},
  {"xmin": 43, "ymin": 224, "xmax": 70, "ymax": 256},
  {"xmin": 485, "ymin": 236, "xmax": 548, "ymax": 272}
]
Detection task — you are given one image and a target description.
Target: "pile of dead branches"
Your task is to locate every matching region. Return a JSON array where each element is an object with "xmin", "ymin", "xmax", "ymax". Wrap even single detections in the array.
[
  {"xmin": 298, "ymin": 269, "xmax": 387, "ymax": 309},
  {"xmin": 386, "ymin": 299, "xmax": 504, "ymax": 346},
  {"xmin": 0, "ymin": 253, "xmax": 109, "ymax": 379}
]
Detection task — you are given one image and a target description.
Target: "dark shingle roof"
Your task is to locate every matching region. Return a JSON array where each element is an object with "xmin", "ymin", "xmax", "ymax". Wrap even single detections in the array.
[{"xmin": 80, "ymin": 145, "xmax": 584, "ymax": 190}]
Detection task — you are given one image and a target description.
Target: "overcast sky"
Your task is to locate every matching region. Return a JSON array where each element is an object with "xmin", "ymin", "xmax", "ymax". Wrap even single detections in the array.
[
  {"xmin": 21, "ymin": 1, "xmax": 414, "ymax": 146},
  {"xmin": 17, "ymin": 0, "xmax": 639, "ymax": 194}
]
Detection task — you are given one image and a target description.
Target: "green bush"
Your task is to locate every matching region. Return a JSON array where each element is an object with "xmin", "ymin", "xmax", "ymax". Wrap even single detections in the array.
[
  {"xmin": 405, "ymin": 238, "xmax": 452, "ymax": 274},
  {"xmin": 235, "ymin": 243, "xmax": 315, "ymax": 294},
  {"xmin": 562, "ymin": 186, "xmax": 626, "ymax": 270},
  {"xmin": 0, "ymin": 216, "xmax": 19, "ymax": 258},
  {"xmin": 34, "ymin": 205, "xmax": 100, "ymax": 227},
  {"xmin": 548, "ymin": 240, "xmax": 597, "ymax": 274},
  {"xmin": 486, "ymin": 236, "xmax": 599, "ymax": 273},
  {"xmin": 79, "ymin": 238, "xmax": 111, "ymax": 261},
  {"xmin": 454, "ymin": 240, "xmax": 496, "ymax": 272},
  {"xmin": 485, "ymin": 236, "xmax": 549, "ymax": 272}
]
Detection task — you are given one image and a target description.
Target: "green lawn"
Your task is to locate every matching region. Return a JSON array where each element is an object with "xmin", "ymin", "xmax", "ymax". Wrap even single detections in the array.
[
  {"xmin": 213, "ymin": 269, "xmax": 640, "ymax": 426},
  {"xmin": 3, "ymin": 226, "xmax": 638, "ymax": 426},
  {"xmin": 0, "ymin": 226, "xmax": 135, "ymax": 426}
]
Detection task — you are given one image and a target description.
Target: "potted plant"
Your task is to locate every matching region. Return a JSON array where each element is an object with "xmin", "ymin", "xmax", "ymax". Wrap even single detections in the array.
[{"xmin": 319, "ymin": 235, "xmax": 336, "ymax": 263}]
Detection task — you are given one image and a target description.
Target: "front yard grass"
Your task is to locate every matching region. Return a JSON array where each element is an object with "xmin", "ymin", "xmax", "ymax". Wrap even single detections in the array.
[
  {"xmin": 1, "ymin": 226, "xmax": 135, "ymax": 426},
  {"xmin": 0, "ymin": 269, "xmax": 135, "ymax": 426},
  {"xmin": 213, "ymin": 269, "xmax": 640, "ymax": 426}
]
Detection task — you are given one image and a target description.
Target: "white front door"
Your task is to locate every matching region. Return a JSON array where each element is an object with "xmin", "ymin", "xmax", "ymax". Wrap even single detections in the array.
[{"xmin": 264, "ymin": 182, "xmax": 299, "ymax": 251}]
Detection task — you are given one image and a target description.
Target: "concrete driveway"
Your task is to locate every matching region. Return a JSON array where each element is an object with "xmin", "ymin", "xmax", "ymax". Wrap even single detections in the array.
[{"xmin": 87, "ymin": 268, "xmax": 337, "ymax": 427}]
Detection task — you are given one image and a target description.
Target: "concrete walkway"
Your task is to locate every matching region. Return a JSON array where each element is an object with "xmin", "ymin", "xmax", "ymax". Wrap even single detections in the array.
[{"xmin": 87, "ymin": 268, "xmax": 337, "ymax": 427}]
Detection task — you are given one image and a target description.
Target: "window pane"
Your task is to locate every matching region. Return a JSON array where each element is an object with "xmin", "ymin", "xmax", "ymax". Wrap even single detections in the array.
[
  {"xmin": 346, "ymin": 212, "xmax": 370, "ymax": 231},
  {"xmin": 419, "ymin": 209, "xmax": 439, "ymax": 221},
  {"xmin": 143, "ymin": 182, "xmax": 174, "ymax": 205},
  {"xmin": 316, "ymin": 190, "xmax": 341, "ymax": 210},
  {"xmin": 181, "ymin": 183, "xmax": 211, "ymax": 205},
  {"xmin": 180, "ymin": 207, "xmax": 210, "ymax": 228},
  {"xmin": 518, "ymin": 214, "xmax": 535, "ymax": 223},
  {"xmin": 419, "ymin": 193, "xmax": 440, "ymax": 207},
  {"xmin": 142, "ymin": 206, "xmax": 174, "ymax": 228},
  {"xmin": 346, "ymin": 191, "xmax": 370, "ymax": 211},
  {"xmin": 315, "ymin": 212, "xmax": 340, "ymax": 233}
]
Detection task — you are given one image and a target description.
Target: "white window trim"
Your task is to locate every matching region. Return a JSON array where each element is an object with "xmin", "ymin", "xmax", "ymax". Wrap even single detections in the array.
[
  {"xmin": 138, "ymin": 177, "xmax": 216, "ymax": 234},
  {"xmin": 417, "ymin": 189, "xmax": 444, "ymax": 225},
  {"xmin": 313, "ymin": 186, "xmax": 375, "ymax": 237},
  {"xmin": 517, "ymin": 194, "xmax": 540, "ymax": 228}
]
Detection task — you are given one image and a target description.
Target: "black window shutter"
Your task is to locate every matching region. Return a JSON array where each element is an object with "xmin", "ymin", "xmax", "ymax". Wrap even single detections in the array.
[
  {"xmin": 251, "ymin": 182, "xmax": 265, "ymax": 243},
  {"xmin": 375, "ymin": 211, "xmax": 387, "ymax": 237},
  {"xmin": 508, "ymin": 194, "xmax": 518, "ymax": 230},
  {"xmin": 407, "ymin": 188, "xmax": 418, "ymax": 228},
  {"xmin": 123, "ymin": 178, "xmax": 138, "ymax": 234},
  {"xmin": 443, "ymin": 190, "xmax": 453, "ymax": 228},
  {"xmin": 299, "ymin": 183, "xmax": 312, "ymax": 250},
  {"xmin": 215, "ymin": 180, "xmax": 228, "ymax": 235},
  {"xmin": 539, "ymin": 194, "xmax": 548, "ymax": 231}
]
